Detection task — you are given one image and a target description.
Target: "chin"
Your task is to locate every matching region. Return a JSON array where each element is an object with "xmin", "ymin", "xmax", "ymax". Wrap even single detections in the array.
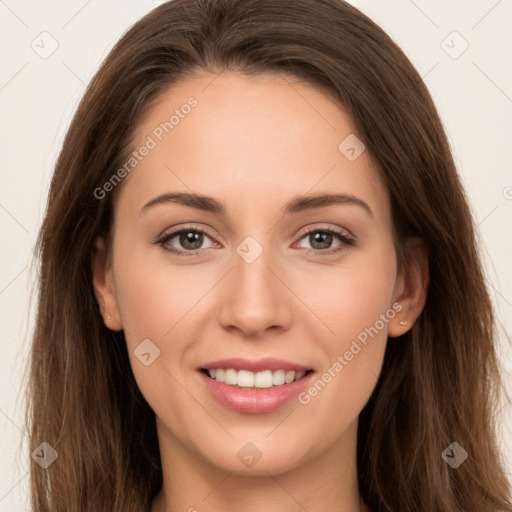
[{"xmin": 198, "ymin": 435, "xmax": 313, "ymax": 477}]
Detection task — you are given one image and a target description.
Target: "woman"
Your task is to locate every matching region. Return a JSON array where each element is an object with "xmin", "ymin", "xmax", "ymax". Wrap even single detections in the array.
[{"xmin": 25, "ymin": 0, "xmax": 512, "ymax": 511}]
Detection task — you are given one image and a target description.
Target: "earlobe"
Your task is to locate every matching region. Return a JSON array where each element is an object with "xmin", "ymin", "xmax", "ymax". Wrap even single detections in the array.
[
  {"xmin": 91, "ymin": 237, "xmax": 123, "ymax": 331},
  {"xmin": 388, "ymin": 237, "xmax": 429, "ymax": 338}
]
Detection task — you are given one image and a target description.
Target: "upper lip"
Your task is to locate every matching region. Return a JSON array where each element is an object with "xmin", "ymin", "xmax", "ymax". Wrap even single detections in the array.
[{"xmin": 200, "ymin": 357, "xmax": 312, "ymax": 373}]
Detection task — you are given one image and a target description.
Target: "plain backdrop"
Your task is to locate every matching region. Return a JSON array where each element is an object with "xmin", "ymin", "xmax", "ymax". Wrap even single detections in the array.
[{"xmin": 1, "ymin": 0, "xmax": 511, "ymax": 509}]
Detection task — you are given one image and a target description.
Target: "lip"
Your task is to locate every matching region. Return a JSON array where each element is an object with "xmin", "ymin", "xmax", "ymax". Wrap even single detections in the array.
[
  {"xmin": 198, "ymin": 368, "xmax": 316, "ymax": 414},
  {"xmin": 199, "ymin": 357, "xmax": 312, "ymax": 373}
]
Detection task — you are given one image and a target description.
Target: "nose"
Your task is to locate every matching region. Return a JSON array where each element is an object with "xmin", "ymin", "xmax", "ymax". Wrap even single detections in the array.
[{"xmin": 217, "ymin": 242, "xmax": 293, "ymax": 338}]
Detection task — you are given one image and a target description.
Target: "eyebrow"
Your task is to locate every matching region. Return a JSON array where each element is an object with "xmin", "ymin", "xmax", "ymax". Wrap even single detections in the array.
[{"xmin": 140, "ymin": 192, "xmax": 373, "ymax": 218}]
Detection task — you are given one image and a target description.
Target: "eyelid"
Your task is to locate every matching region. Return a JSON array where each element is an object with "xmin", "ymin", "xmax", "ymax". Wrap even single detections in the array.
[
  {"xmin": 155, "ymin": 224, "xmax": 218, "ymax": 255},
  {"xmin": 292, "ymin": 224, "xmax": 355, "ymax": 255},
  {"xmin": 156, "ymin": 223, "xmax": 356, "ymax": 256},
  {"xmin": 295, "ymin": 223, "xmax": 355, "ymax": 241}
]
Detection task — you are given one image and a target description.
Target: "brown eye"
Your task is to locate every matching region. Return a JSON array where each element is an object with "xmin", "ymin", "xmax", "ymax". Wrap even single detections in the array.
[
  {"xmin": 295, "ymin": 227, "xmax": 355, "ymax": 255},
  {"xmin": 308, "ymin": 231, "xmax": 334, "ymax": 250},
  {"xmin": 156, "ymin": 227, "xmax": 216, "ymax": 256},
  {"xmin": 178, "ymin": 230, "xmax": 204, "ymax": 250}
]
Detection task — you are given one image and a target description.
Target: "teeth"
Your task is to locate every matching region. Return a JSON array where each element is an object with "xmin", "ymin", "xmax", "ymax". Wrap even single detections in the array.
[
  {"xmin": 254, "ymin": 370, "xmax": 273, "ymax": 388},
  {"xmin": 224, "ymin": 368, "xmax": 238, "ymax": 385},
  {"xmin": 238, "ymin": 370, "xmax": 255, "ymax": 387},
  {"xmin": 272, "ymin": 369, "xmax": 286, "ymax": 386},
  {"xmin": 206, "ymin": 368, "xmax": 308, "ymax": 388}
]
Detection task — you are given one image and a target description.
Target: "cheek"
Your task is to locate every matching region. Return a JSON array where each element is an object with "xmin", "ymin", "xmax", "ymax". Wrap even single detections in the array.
[
  {"xmin": 295, "ymin": 254, "xmax": 397, "ymax": 348},
  {"xmin": 112, "ymin": 246, "xmax": 222, "ymax": 388},
  {"xmin": 113, "ymin": 244, "xmax": 207, "ymax": 341},
  {"xmin": 292, "ymin": 250, "xmax": 396, "ymax": 408},
  {"xmin": 112, "ymin": 251, "xmax": 209, "ymax": 412}
]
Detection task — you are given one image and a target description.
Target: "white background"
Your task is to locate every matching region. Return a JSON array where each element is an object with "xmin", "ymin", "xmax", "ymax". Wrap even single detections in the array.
[{"xmin": 1, "ymin": 0, "xmax": 511, "ymax": 509}]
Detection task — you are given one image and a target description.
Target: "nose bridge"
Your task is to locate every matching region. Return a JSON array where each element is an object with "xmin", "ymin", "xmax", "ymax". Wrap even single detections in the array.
[
  {"xmin": 235, "ymin": 236, "xmax": 274, "ymax": 297},
  {"xmin": 218, "ymin": 233, "xmax": 292, "ymax": 334}
]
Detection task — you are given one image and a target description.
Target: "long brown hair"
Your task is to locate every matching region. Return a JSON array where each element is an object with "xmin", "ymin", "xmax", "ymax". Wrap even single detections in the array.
[{"xmin": 24, "ymin": 0, "xmax": 511, "ymax": 510}]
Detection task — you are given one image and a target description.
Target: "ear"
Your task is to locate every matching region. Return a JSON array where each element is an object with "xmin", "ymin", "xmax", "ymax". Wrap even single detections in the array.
[
  {"xmin": 388, "ymin": 236, "xmax": 429, "ymax": 338},
  {"xmin": 91, "ymin": 237, "xmax": 123, "ymax": 331}
]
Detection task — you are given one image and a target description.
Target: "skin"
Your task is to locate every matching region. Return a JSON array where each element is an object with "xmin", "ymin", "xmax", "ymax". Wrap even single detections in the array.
[{"xmin": 92, "ymin": 71, "xmax": 428, "ymax": 512}]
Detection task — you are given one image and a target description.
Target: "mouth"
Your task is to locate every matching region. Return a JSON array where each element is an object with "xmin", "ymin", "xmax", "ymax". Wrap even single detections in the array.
[
  {"xmin": 199, "ymin": 367, "xmax": 315, "ymax": 389},
  {"xmin": 197, "ymin": 356, "xmax": 316, "ymax": 413}
]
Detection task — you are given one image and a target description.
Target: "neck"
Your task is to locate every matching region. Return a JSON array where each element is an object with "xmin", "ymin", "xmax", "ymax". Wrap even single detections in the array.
[{"xmin": 151, "ymin": 417, "xmax": 368, "ymax": 512}]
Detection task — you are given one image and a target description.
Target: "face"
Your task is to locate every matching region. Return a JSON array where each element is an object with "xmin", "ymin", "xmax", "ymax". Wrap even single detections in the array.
[{"xmin": 93, "ymin": 71, "xmax": 417, "ymax": 476}]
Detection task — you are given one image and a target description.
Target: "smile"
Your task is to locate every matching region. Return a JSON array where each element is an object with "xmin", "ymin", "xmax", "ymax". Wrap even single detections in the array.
[
  {"xmin": 198, "ymin": 368, "xmax": 316, "ymax": 414},
  {"xmin": 201, "ymin": 368, "xmax": 312, "ymax": 388}
]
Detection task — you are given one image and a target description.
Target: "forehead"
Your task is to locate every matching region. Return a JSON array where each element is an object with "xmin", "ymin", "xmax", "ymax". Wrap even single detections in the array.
[{"xmin": 120, "ymin": 71, "xmax": 388, "ymax": 222}]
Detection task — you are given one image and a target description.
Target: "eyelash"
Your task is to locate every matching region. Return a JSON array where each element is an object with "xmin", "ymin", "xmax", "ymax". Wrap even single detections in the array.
[{"xmin": 155, "ymin": 224, "xmax": 355, "ymax": 257}]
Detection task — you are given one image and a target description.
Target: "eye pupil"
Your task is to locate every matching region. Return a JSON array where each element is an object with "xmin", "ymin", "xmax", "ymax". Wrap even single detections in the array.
[
  {"xmin": 310, "ymin": 231, "xmax": 332, "ymax": 249},
  {"xmin": 161, "ymin": 227, "xmax": 348, "ymax": 256},
  {"xmin": 180, "ymin": 231, "xmax": 203, "ymax": 250}
]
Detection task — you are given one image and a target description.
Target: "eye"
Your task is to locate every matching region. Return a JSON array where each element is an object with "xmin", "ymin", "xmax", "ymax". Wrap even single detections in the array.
[
  {"xmin": 294, "ymin": 226, "xmax": 355, "ymax": 255},
  {"xmin": 156, "ymin": 225, "xmax": 217, "ymax": 256},
  {"xmin": 155, "ymin": 224, "xmax": 355, "ymax": 257}
]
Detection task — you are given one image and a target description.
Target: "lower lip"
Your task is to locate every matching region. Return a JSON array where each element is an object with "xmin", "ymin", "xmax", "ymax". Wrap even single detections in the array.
[{"xmin": 198, "ymin": 370, "xmax": 315, "ymax": 414}]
